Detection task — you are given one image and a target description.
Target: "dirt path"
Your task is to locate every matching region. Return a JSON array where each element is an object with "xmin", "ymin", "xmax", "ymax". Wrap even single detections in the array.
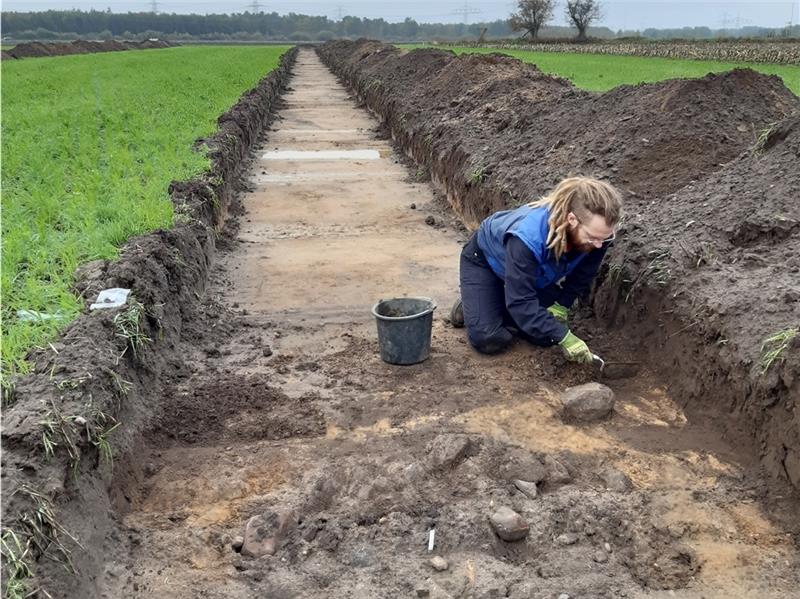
[{"xmin": 108, "ymin": 49, "xmax": 799, "ymax": 599}]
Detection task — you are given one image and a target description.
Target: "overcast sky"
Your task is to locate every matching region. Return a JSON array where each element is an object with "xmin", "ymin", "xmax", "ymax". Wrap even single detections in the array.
[{"xmin": 2, "ymin": 1, "xmax": 798, "ymax": 30}]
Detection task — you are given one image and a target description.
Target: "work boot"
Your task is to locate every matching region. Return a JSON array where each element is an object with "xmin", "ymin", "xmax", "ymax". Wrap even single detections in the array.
[{"xmin": 450, "ymin": 297, "xmax": 464, "ymax": 328}]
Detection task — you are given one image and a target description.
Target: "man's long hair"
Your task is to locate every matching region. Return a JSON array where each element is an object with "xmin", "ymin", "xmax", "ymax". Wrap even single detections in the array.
[{"xmin": 528, "ymin": 176, "xmax": 623, "ymax": 259}]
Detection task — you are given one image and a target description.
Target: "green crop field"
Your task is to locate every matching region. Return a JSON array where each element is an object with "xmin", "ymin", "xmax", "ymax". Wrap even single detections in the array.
[
  {"xmin": 1, "ymin": 45, "xmax": 291, "ymax": 381},
  {"xmin": 405, "ymin": 45, "xmax": 800, "ymax": 95}
]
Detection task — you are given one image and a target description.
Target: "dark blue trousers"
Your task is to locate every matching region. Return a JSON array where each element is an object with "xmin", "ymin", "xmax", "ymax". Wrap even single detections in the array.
[{"xmin": 459, "ymin": 234, "xmax": 558, "ymax": 355}]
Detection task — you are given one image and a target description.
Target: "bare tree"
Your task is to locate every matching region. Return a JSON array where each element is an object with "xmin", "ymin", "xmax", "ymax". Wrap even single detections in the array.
[
  {"xmin": 565, "ymin": 0, "xmax": 602, "ymax": 41},
  {"xmin": 509, "ymin": 0, "xmax": 555, "ymax": 41}
]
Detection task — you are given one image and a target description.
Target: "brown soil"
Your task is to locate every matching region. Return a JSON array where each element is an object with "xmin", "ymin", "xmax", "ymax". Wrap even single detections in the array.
[
  {"xmin": 4, "ymin": 39, "xmax": 177, "ymax": 60},
  {"xmin": 317, "ymin": 40, "xmax": 800, "ymax": 492}
]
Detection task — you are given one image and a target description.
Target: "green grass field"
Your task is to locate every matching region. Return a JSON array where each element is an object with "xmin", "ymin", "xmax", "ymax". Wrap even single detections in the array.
[
  {"xmin": 1, "ymin": 45, "xmax": 290, "ymax": 380},
  {"xmin": 405, "ymin": 45, "xmax": 799, "ymax": 95}
]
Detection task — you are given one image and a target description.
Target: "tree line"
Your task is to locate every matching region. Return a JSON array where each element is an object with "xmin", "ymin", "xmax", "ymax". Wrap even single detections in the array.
[{"xmin": 1, "ymin": 7, "xmax": 795, "ymax": 42}]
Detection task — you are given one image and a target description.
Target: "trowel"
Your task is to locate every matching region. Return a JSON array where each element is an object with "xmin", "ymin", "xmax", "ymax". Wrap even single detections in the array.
[{"xmin": 591, "ymin": 353, "xmax": 641, "ymax": 380}]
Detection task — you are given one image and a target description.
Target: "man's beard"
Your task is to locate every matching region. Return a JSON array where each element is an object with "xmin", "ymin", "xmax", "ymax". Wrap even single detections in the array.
[{"xmin": 567, "ymin": 227, "xmax": 595, "ymax": 253}]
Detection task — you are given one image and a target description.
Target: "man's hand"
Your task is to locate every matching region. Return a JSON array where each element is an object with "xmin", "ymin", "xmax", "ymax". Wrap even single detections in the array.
[
  {"xmin": 559, "ymin": 330, "xmax": 593, "ymax": 364},
  {"xmin": 547, "ymin": 302, "xmax": 569, "ymax": 323}
]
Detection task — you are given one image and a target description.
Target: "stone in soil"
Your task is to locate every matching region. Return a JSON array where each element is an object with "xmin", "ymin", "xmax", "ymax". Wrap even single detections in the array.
[
  {"xmin": 427, "ymin": 434, "xmax": 473, "ymax": 470},
  {"xmin": 593, "ymin": 549, "xmax": 609, "ymax": 563},
  {"xmin": 512, "ymin": 479, "xmax": 538, "ymax": 499},
  {"xmin": 544, "ymin": 455, "xmax": 572, "ymax": 484},
  {"xmin": 240, "ymin": 509, "xmax": 297, "ymax": 557},
  {"xmin": 556, "ymin": 532, "xmax": 579, "ymax": 546},
  {"xmin": 498, "ymin": 447, "xmax": 546, "ymax": 482},
  {"xmin": 489, "ymin": 507, "xmax": 530, "ymax": 542},
  {"xmin": 560, "ymin": 382, "xmax": 615, "ymax": 423},
  {"xmin": 430, "ymin": 556, "xmax": 449, "ymax": 571},
  {"xmin": 600, "ymin": 466, "xmax": 633, "ymax": 493}
]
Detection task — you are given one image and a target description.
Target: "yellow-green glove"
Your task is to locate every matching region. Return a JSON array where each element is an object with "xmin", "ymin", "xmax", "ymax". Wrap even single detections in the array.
[
  {"xmin": 547, "ymin": 302, "xmax": 569, "ymax": 323},
  {"xmin": 559, "ymin": 330, "xmax": 593, "ymax": 364}
]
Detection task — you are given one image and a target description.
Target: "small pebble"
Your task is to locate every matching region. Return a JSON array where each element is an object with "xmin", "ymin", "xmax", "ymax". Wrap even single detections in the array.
[
  {"xmin": 556, "ymin": 533, "xmax": 579, "ymax": 546},
  {"xmin": 604, "ymin": 542, "xmax": 612, "ymax": 553},
  {"xmin": 430, "ymin": 556, "xmax": 448, "ymax": 571},
  {"xmin": 425, "ymin": 215, "xmax": 436, "ymax": 226},
  {"xmin": 593, "ymin": 550, "xmax": 608, "ymax": 563},
  {"xmin": 409, "ymin": 203, "xmax": 417, "ymax": 209}
]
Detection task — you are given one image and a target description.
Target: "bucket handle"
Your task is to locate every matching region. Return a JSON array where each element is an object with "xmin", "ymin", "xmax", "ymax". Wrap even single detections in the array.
[{"xmin": 371, "ymin": 297, "xmax": 437, "ymax": 321}]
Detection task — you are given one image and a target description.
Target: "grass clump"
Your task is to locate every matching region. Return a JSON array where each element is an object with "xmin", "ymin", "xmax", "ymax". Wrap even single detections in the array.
[
  {"xmin": 760, "ymin": 328, "xmax": 798, "ymax": 374},
  {"xmin": 1, "ymin": 45, "xmax": 291, "ymax": 384}
]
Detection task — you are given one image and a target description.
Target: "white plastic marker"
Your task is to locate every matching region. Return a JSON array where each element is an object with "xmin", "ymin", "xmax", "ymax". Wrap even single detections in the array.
[
  {"xmin": 428, "ymin": 529, "xmax": 435, "ymax": 552},
  {"xmin": 90, "ymin": 288, "xmax": 131, "ymax": 310},
  {"xmin": 261, "ymin": 149, "xmax": 380, "ymax": 161}
]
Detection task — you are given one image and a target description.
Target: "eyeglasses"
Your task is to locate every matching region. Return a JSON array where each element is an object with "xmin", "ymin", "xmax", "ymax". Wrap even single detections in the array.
[{"xmin": 576, "ymin": 217, "xmax": 616, "ymax": 245}]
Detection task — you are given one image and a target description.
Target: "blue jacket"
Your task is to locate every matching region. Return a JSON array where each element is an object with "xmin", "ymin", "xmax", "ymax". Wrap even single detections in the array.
[{"xmin": 476, "ymin": 204, "xmax": 608, "ymax": 344}]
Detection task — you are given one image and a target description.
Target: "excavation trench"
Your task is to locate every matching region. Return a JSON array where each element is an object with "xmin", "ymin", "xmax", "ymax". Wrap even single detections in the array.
[{"xmin": 106, "ymin": 49, "xmax": 800, "ymax": 598}]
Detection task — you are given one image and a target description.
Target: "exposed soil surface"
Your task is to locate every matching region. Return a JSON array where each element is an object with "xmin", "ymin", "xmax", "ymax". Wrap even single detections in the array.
[
  {"xmin": 3, "ymin": 39, "xmax": 177, "ymax": 59},
  {"xmin": 317, "ymin": 40, "xmax": 800, "ymax": 493},
  {"xmin": 98, "ymin": 49, "xmax": 800, "ymax": 599}
]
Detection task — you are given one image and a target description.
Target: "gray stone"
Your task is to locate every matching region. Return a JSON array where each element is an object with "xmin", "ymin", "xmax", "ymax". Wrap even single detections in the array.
[
  {"xmin": 231, "ymin": 536, "xmax": 244, "ymax": 552},
  {"xmin": 593, "ymin": 549, "xmax": 609, "ymax": 563},
  {"xmin": 425, "ymin": 215, "xmax": 436, "ymax": 226},
  {"xmin": 556, "ymin": 532, "xmax": 579, "ymax": 546},
  {"xmin": 512, "ymin": 479, "xmax": 538, "ymax": 499},
  {"xmin": 240, "ymin": 509, "xmax": 297, "ymax": 557},
  {"xmin": 489, "ymin": 507, "xmax": 529, "ymax": 542},
  {"xmin": 560, "ymin": 383, "xmax": 615, "ymax": 423},
  {"xmin": 499, "ymin": 448, "xmax": 547, "ymax": 483},
  {"xmin": 430, "ymin": 556, "xmax": 449, "ymax": 571},
  {"xmin": 558, "ymin": 594, "xmax": 571, "ymax": 599},
  {"xmin": 600, "ymin": 467, "xmax": 633, "ymax": 493},
  {"xmin": 544, "ymin": 455, "xmax": 572, "ymax": 484},
  {"xmin": 427, "ymin": 434, "xmax": 472, "ymax": 470},
  {"xmin": 350, "ymin": 543, "xmax": 376, "ymax": 568}
]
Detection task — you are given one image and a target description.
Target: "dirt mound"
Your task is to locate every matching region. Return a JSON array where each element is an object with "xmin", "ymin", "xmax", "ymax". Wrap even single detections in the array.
[
  {"xmin": 5, "ymin": 39, "xmax": 179, "ymax": 60},
  {"xmin": 321, "ymin": 40, "xmax": 798, "ymax": 226},
  {"xmin": 7, "ymin": 41, "xmax": 55, "ymax": 58},
  {"xmin": 318, "ymin": 39, "xmax": 800, "ymax": 491},
  {"xmin": 596, "ymin": 114, "xmax": 800, "ymax": 486},
  {"xmin": 0, "ymin": 48, "xmax": 298, "ymax": 598}
]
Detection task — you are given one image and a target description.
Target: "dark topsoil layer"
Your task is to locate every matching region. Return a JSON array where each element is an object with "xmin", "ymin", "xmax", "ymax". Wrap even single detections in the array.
[
  {"xmin": 2, "ymin": 39, "xmax": 178, "ymax": 60},
  {"xmin": 316, "ymin": 40, "xmax": 800, "ymax": 489},
  {"xmin": 0, "ymin": 48, "xmax": 298, "ymax": 598}
]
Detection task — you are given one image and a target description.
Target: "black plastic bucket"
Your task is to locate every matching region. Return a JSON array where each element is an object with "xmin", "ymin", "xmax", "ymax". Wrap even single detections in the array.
[{"xmin": 371, "ymin": 297, "xmax": 437, "ymax": 365}]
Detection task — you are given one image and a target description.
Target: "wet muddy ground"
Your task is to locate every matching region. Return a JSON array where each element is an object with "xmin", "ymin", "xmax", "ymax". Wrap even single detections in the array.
[{"xmin": 105, "ymin": 49, "xmax": 800, "ymax": 599}]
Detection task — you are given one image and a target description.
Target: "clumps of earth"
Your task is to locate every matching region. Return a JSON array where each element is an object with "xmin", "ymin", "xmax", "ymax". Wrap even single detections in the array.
[{"xmin": 208, "ymin": 385, "xmax": 697, "ymax": 598}]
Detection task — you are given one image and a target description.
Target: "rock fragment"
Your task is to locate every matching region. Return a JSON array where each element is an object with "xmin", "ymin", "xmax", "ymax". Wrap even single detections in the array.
[
  {"xmin": 240, "ymin": 509, "xmax": 297, "ymax": 557},
  {"xmin": 560, "ymin": 383, "xmax": 615, "ymax": 423},
  {"xmin": 489, "ymin": 507, "xmax": 529, "ymax": 542},
  {"xmin": 544, "ymin": 455, "xmax": 572, "ymax": 484},
  {"xmin": 430, "ymin": 556, "xmax": 449, "ymax": 571},
  {"xmin": 556, "ymin": 532, "xmax": 579, "ymax": 546},
  {"xmin": 427, "ymin": 434, "xmax": 472, "ymax": 470},
  {"xmin": 512, "ymin": 479, "xmax": 538, "ymax": 499}
]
